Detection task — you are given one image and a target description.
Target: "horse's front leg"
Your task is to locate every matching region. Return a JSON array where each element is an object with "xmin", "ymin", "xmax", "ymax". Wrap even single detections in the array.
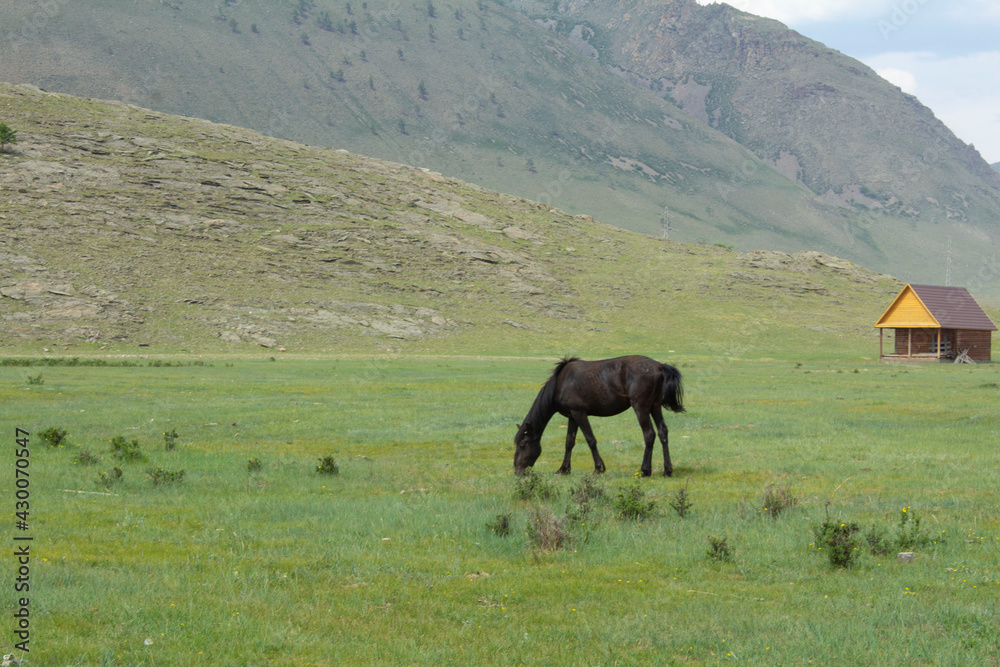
[
  {"xmin": 651, "ymin": 407, "xmax": 672, "ymax": 477},
  {"xmin": 573, "ymin": 411, "xmax": 606, "ymax": 473},
  {"xmin": 557, "ymin": 418, "xmax": 578, "ymax": 475},
  {"xmin": 634, "ymin": 408, "xmax": 656, "ymax": 477}
]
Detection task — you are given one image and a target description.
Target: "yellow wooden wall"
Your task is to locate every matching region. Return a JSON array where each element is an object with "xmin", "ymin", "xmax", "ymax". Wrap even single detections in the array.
[{"xmin": 875, "ymin": 285, "xmax": 939, "ymax": 328}]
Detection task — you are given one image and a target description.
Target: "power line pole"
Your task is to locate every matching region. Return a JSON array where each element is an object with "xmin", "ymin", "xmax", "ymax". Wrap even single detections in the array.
[
  {"xmin": 945, "ymin": 236, "xmax": 952, "ymax": 286},
  {"xmin": 660, "ymin": 207, "xmax": 672, "ymax": 240}
]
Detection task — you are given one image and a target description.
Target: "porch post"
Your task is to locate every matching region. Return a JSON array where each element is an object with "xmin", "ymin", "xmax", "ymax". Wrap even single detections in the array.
[
  {"xmin": 937, "ymin": 329, "xmax": 941, "ymax": 359},
  {"xmin": 908, "ymin": 328, "xmax": 912, "ymax": 357},
  {"xmin": 879, "ymin": 328, "xmax": 883, "ymax": 359}
]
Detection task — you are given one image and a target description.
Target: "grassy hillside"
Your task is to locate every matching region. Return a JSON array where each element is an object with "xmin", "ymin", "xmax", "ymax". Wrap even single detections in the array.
[
  {"xmin": 0, "ymin": 82, "xmax": 917, "ymax": 358},
  {"xmin": 2, "ymin": 0, "xmax": 998, "ymax": 290}
]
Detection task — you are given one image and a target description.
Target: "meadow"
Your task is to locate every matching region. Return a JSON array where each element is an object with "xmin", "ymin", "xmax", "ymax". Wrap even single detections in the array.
[{"xmin": 3, "ymin": 355, "xmax": 999, "ymax": 665}]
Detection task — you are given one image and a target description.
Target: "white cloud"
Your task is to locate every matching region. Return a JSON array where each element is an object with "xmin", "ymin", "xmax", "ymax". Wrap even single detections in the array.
[
  {"xmin": 865, "ymin": 51, "xmax": 1000, "ymax": 162},
  {"xmin": 875, "ymin": 67, "xmax": 918, "ymax": 94},
  {"xmin": 946, "ymin": 0, "xmax": 1000, "ymax": 21}
]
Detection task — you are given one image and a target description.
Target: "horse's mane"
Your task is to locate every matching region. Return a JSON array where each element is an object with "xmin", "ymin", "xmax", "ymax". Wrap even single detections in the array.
[{"xmin": 516, "ymin": 357, "xmax": 579, "ymax": 443}]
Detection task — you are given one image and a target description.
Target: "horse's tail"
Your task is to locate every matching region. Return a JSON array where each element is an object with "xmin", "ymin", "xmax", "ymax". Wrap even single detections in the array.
[
  {"xmin": 660, "ymin": 364, "xmax": 685, "ymax": 413},
  {"xmin": 515, "ymin": 357, "xmax": 578, "ymax": 445}
]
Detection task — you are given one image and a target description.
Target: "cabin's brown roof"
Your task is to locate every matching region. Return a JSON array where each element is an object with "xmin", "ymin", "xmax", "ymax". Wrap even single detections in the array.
[{"xmin": 908, "ymin": 284, "xmax": 997, "ymax": 330}]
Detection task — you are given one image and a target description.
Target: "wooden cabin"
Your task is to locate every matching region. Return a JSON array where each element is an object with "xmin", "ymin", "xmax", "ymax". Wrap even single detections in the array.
[{"xmin": 875, "ymin": 284, "xmax": 996, "ymax": 362}]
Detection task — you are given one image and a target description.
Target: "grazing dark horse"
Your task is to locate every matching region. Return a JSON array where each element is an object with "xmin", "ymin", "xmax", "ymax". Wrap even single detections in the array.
[{"xmin": 514, "ymin": 355, "xmax": 685, "ymax": 477}]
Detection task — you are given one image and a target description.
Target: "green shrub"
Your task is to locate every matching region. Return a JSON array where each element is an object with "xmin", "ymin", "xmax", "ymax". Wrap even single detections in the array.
[
  {"xmin": 570, "ymin": 473, "xmax": 605, "ymax": 505},
  {"xmin": 97, "ymin": 467, "xmax": 123, "ymax": 489},
  {"xmin": 895, "ymin": 506, "xmax": 933, "ymax": 550},
  {"xmin": 316, "ymin": 455, "xmax": 339, "ymax": 475},
  {"xmin": 613, "ymin": 479, "xmax": 656, "ymax": 521},
  {"xmin": 0, "ymin": 122, "xmax": 16, "ymax": 152},
  {"xmin": 865, "ymin": 525, "xmax": 894, "ymax": 556},
  {"xmin": 760, "ymin": 482, "xmax": 797, "ymax": 519},
  {"xmin": 486, "ymin": 513, "xmax": 513, "ymax": 537},
  {"xmin": 669, "ymin": 480, "xmax": 693, "ymax": 518},
  {"xmin": 567, "ymin": 474, "xmax": 604, "ymax": 522},
  {"xmin": 74, "ymin": 450, "xmax": 100, "ymax": 466},
  {"xmin": 110, "ymin": 436, "xmax": 145, "ymax": 462},
  {"xmin": 163, "ymin": 429, "xmax": 179, "ymax": 450},
  {"xmin": 514, "ymin": 467, "xmax": 556, "ymax": 502},
  {"xmin": 814, "ymin": 519, "xmax": 861, "ymax": 568},
  {"xmin": 41, "ymin": 427, "xmax": 68, "ymax": 447},
  {"xmin": 148, "ymin": 467, "xmax": 185, "ymax": 486},
  {"xmin": 706, "ymin": 535, "xmax": 734, "ymax": 562}
]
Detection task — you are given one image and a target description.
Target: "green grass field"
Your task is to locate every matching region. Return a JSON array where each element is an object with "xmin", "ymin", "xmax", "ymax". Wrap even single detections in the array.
[{"xmin": 3, "ymin": 356, "xmax": 999, "ymax": 665}]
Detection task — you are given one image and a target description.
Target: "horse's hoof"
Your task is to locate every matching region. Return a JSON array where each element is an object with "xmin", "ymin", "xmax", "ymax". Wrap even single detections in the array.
[
  {"xmin": 556, "ymin": 467, "xmax": 570, "ymax": 475},
  {"xmin": 641, "ymin": 469, "xmax": 652, "ymax": 477},
  {"xmin": 664, "ymin": 469, "xmax": 673, "ymax": 477}
]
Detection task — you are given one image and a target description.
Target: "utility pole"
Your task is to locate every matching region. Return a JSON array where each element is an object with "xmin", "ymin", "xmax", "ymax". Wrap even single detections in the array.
[
  {"xmin": 660, "ymin": 207, "xmax": 672, "ymax": 240},
  {"xmin": 945, "ymin": 236, "xmax": 952, "ymax": 286}
]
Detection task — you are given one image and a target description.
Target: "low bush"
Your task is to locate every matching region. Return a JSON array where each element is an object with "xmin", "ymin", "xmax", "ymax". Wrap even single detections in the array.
[
  {"xmin": 760, "ymin": 482, "xmax": 798, "ymax": 519},
  {"xmin": 567, "ymin": 474, "xmax": 604, "ymax": 522},
  {"xmin": 148, "ymin": 467, "xmax": 185, "ymax": 486},
  {"xmin": 526, "ymin": 507, "xmax": 571, "ymax": 552},
  {"xmin": 514, "ymin": 467, "xmax": 556, "ymax": 502},
  {"xmin": 813, "ymin": 519, "xmax": 862, "ymax": 568},
  {"xmin": 486, "ymin": 513, "xmax": 513, "ymax": 538},
  {"xmin": 41, "ymin": 427, "xmax": 68, "ymax": 447},
  {"xmin": 669, "ymin": 480, "xmax": 693, "ymax": 518},
  {"xmin": 163, "ymin": 429, "xmax": 179, "ymax": 450},
  {"xmin": 613, "ymin": 479, "xmax": 656, "ymax": 521},
  {"xmin": 895, "ymin": 506, "xmax": 933, "ymax": 550},
  {"xmin": 316, "ymin": 456, "xmax": 339, "ymax": 475},
  {"xmin": 97, "ymin": 467, "xmax": 123, "ymax": 489},
  {"xmin": 110, "ymin": 436, "xmax": 145, "ymax": 462},
  {"xmin": 706, "ymin": 535, "xmax": 734, "ymax": 563},
  {"xmin": 74, "ymin": 450, "xmax": 100, "ymax": 466}
]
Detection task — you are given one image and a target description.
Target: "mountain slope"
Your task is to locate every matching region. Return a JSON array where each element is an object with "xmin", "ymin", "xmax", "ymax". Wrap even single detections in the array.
[
  {"xmin": 0, "ymin": 83, "xmax": 906, "ymax": 357},
  {"xmin": 0, "ymin": 0, "xmax": 834, "ymax": 244},
  {"xmin": 2, "ymin": 0, "xmax": 998, "ymax": 291},
  {"xmin": 510, "ymin": 0, "xmax": 1000, "ymax": 290}
]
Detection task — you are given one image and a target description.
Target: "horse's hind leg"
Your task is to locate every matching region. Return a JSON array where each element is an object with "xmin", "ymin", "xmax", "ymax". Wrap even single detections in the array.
[
  {"xmin": 573, "ymin": 411, "xmax": 606, "ymax": 473},
  {"xmin": 634, "ymin": 408, "xmax": 656, "ymax": 477},
  {"xmin": 651, "ymin": 407, "xmax": 672, "ymax": 476},
  {"xmin": 557, "ymin": 418, "xmax": 578, "ymax": 475}
]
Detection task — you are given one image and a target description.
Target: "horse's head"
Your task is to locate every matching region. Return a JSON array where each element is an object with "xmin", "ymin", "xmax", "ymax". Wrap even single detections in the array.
[{"xmin": 513, "ymin": 422, "xmax": 541, "ymax": 475}]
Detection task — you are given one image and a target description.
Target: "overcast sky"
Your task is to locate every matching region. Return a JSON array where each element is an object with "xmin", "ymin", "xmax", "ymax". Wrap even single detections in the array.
[{"xmin": 696, "ymin": 0, "xmax": 1000, "ymax": 164}]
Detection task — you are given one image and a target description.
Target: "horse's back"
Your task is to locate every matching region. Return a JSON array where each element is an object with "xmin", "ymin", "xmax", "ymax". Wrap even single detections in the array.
[{"xmin": 555, "ymin": 355, "xmax": 666, "ymax": 415}]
